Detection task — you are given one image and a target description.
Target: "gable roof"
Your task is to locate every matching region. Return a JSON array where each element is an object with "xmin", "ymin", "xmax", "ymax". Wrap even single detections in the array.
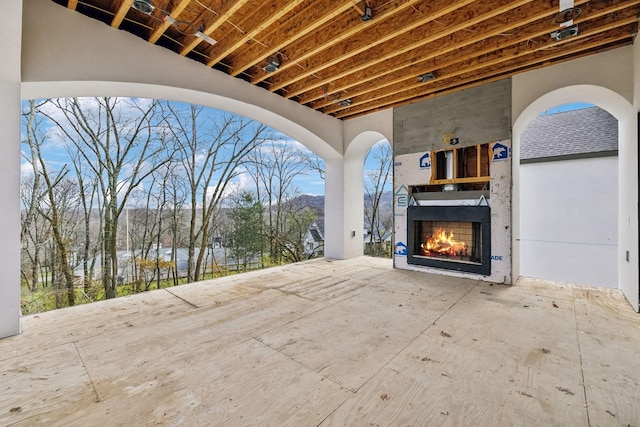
[{"xmin": 520, "ymin": 106, "xmax": 618, "ymax": 160}]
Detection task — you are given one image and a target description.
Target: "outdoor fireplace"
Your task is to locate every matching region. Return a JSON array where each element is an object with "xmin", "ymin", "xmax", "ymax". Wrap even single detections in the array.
[{"xmin": 407, "ymin": 205, "xmax": 491, "ymax": 275}]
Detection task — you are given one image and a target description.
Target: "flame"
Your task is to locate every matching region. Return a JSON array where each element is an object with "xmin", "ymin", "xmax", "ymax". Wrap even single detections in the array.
[{"xmin": 421, "ymin": 228, "xmax": 468, "ymax": 257}]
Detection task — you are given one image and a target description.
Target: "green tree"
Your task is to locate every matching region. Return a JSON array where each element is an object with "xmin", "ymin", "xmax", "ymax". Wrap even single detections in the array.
[{"xmin": 227, "ymin": 191, "xmax": 264, "ymax": 272}]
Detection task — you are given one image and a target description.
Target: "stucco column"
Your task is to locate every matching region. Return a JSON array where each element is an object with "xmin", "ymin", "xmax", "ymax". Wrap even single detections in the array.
[
  {"xmin": 324, "ymin": 157, "xmax": 364, "ymax": 259},
  {"xmin": 0, "ymin": 0, "xmax": 23, "ymax": 338}
]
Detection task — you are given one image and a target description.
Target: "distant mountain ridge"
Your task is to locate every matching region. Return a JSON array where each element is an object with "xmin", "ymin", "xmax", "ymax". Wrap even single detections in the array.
[{"xmin": 293, "ymin": 191, "xmax": 392, "ymax": 220}]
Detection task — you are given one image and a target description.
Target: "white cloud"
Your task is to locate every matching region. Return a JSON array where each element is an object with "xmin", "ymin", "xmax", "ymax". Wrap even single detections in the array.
[{"xmin": 20, "ymin": 161, "xmax": 34, "ymax": 178}]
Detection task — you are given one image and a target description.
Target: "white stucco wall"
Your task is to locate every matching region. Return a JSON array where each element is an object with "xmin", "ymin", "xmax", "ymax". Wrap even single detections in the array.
[
  {"xmin": 512, "ymin": 47, "xmax": 634, "ymax": 120},
  {"xmin": 512, "ymin": 46, "xmax": 638, "ymax": 311},
  {"xmin": 520, "ymin": 157, "xmax": 618, "ymax": 288},
  {"xmin": 0, "ymin": 0, "xmax": 22, "ymax": 338}
]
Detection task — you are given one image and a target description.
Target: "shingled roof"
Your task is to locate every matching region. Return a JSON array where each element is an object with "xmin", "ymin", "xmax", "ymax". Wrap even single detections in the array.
[{"xmin": 520, "ymin": 106, "xmax": 618, "ymax": 161}]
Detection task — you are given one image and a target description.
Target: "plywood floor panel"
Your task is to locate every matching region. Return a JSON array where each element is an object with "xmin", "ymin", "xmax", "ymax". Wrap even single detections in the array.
[
  {"xmin": 0, "ymin": 290, "xmax": 194, "ymax": 362},
  {"xmin": 0, "ymin": 343, "xmax": 97, "ymax": 426},
  {"xmin": 257, "ymin": 279, "xmax": 476, "ymax": 391},
  {"xmin": 1, "ymin": 257, "xmax": 638, "ymax": 426}
]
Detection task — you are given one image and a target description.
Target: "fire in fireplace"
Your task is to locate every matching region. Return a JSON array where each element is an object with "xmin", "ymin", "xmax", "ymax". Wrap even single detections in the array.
[{"xmin": 407, "ymin": 205, "xmax": 491, "ymax": 275}]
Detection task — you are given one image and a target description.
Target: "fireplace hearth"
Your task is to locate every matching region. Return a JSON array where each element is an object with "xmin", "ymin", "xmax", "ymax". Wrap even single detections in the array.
[{"xmin": 407, "ymin": 205, "xmax": 491, "ymax": 275}]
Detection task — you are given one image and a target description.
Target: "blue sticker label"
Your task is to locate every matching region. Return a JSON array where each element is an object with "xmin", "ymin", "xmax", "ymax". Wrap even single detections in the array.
[
  {"xmin": 419, "ymin": 152, "xmax": 431, "ymax": 169},
  {"xmin": 394, "ymin": 242, "xmax": 407, "ymax": 256},
  {"xmin": 492, "ymin": 143, "xmax": 509, "ymax": 161}
]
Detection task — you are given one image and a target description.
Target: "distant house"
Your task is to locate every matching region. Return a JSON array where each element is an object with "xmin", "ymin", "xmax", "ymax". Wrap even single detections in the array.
[
  {"xmin": 303, "ymin": 220, "xmax": 324, "ymax": 258},
  {"xmin": 364, "ymin": 229, "xmax": 392, "ymax": 256}
]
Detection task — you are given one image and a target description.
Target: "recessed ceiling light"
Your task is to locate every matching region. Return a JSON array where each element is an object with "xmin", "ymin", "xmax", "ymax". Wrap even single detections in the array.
[
  {"xmin": 550, "ymin": 25, "xmax": 578, "ymax": 41},
  {"xmin": 263, "ymin": 56, "xmax": 280, "ymax": 73},
  {"xmin": 131, "ymin": 0, "xmax": 154, "ymax": 14},
  {"xmin": 361, "ymin": 5, "xmax": 372, "ymax": 21},
  {"xmin": 418, "ymin": 72, "xmax": 436, "ymax": 82}
]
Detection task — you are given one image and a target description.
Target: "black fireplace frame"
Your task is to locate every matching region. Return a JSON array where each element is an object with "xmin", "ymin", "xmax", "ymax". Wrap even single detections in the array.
[{"xmin": 407, "ymin": 205, "xmax": 491, "ymax": 275}]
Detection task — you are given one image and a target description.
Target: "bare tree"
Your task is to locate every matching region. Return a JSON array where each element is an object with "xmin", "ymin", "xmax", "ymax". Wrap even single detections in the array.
[
  {"xmin": 42, "ymin": 97, "xmax": 172, "ymax": 299},
  {"xmin": 364, "ymin": 141, "xmax": 392, "ymax": 257},
  {"xmin": 68, "ymin": 147, "xmax": 101, "ymax": 295},
  {"xmin": 23, "ymin": 100, "xmax": 79, "ymax": 307},
  {"xmin": 161, "ymin": 103, "xmax": 267, "ymax": 282},
  {"xmin": 245, "ymin": 140, "xmax": 312, "ymax": 264}
]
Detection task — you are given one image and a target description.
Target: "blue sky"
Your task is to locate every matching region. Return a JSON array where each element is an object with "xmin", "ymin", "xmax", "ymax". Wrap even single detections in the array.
[
  {"xmin": 539, "ymin": 102, "xmax": 594, "ymax": 116},
  {"xmin": 21, "ymin": 98, "xmax": 391, "ymax": 198},
  {"xmin": 23, "ymin": 98, "xmax": 591, "ymax": 198}
]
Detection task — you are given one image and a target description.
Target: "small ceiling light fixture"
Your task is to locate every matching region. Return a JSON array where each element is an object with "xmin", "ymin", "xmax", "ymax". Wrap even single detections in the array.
[
  {"xmin": 550, "ymin": 24, "xmax": 578, "ymax": 41},
  {"xmin": 361, "ymin": 3, "xmax": 372, "ymax": 21},
  {"xmin": 418, "ymin": 72, "xmax": 436, "ymax": 82},
  {"xmin": 196, "ymin": 31, "xmax": 217, "ymax": 46},
  {"xmin": 132, "ymin": 0, "xmax": 155, "ymax": 14},
  {"xmin": 339, "ymin": 99, "xmax": 352, "ymax": 107},
  {"xmin": 263, "ymin": 55, "xmax": 280, "ymax": 73}
]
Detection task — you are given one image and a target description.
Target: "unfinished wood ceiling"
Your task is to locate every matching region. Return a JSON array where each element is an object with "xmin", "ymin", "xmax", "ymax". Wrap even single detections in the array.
[{"xmin": 54, "ymin": 0, "xmax": 639, "ymax": 120}]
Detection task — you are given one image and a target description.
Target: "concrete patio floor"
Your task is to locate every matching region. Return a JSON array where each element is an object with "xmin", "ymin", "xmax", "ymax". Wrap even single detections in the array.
[{"xmin": 1, "ymin": 257, "xmax": 639, "ymax": 426}]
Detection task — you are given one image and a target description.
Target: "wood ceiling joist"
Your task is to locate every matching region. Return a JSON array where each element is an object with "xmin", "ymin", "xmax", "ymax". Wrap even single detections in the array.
[
  {"xmin": 340, "ymin": 40, "xmax": 633, "ymax": 120},
  {"xmin": 179, "ymin": 0, "xmax": 251, "ymax": 57},
  {"xmin": 250, "ymin": 0, "xmax": 424, "ymax": 85},
  {"xmin": 261, "ymin": 0, "xmax": 481, "ymax": 92},
  {"xmin": 317, "ymin": 1, "xmax": 639, "ymax": 113},
  {"xmin": 334, "ymin": 26, "xmax": 635, "ymax": 119},
  {"xmin": 306, "ymin": 0, "xmax": 610, "ymax": 108},
  {"xmin": 274, "ymin": 0, "xmax": 533, "ymax": 98},
  {"xmin": 226, "ymin": 1, "xmax": 357, "ymax": 77},
  {"xmin": 204, "ymin": 0, "xmax": 308, "ymax": 68},
  {"xmin": 331, "ymin": 19, "xmax": 636, "ymax": 117},
  {"xmin": 67, "ymin": 0, "xmax": 78, "ymax": 10},
  {"xmin": 147, "ymin": 0, "xmax": 192, "ymax": 44},
  {"xmin": 111, "ymin": 0, "xmax": 135, "ymax": 28},
  {"xmin": 345, "ymin": 38, "xmax": 634, "ymax": 120}
]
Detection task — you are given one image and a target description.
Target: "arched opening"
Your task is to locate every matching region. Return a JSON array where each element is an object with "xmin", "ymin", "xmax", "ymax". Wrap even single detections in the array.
[
  {"xmin": 512, "ymin": 85, "xmax": 638, "ymax": 311},
  {"xmin": 19, "ymin": 95, "xmax": 330, "ymax": 313},
  {"xmin": 519, "ymin": 103, "xmax": 618, "ymax": 288},
  {"xmin": 363, "ymin": 139, "xmax": 393, "ymax": 257},
  {"xmin": 324, "ymin": 130, "xmax": 391, "ymax": 260}
]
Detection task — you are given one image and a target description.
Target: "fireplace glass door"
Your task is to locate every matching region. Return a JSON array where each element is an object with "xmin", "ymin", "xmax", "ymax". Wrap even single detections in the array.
[
  {"xmin": 407, "ymin": 205, "xmax": 491, "ymax": 275},
  {"xmin": 415, "ymin": 220, "xmax": 481, "ymax": 264}
]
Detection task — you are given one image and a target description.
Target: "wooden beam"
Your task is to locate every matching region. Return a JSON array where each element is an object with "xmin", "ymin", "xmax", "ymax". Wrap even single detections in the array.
[
  {"xmin": 269, "ymin": 0, "xmax": 484, "ymax": 92},
  {"xmin": 250, "ymin": 0, "xmax": 428, "ymax": 85},
  {"xmin": 335, "ymin": 28, "xmax": 634, "ymax": 119},
  {"xmin": 67, "ymin": 0, "xmax": 78, "ymax": 11},
  {"xmin": 319, "ymin": 0, "xmax": 637, "ymax": 114},
  {"xmin": 148, "ymin": 0, "xmax": 192, "ymax": 44},
  {"xmin": 285, "ymin": 0, "xmax": 536, "ymax": 98},
  {"xmin": 205, "ymin": 0, "xmax": 308, "ymax": 68},
  {"xmin": 179, "ymin": 0, "xmax": 251, "ymax": 57},
  {"xmin": 111, "ymin": 0, "xmax": 135, "ymax": 29},
  {"xmin": 306, "ymin": 0, "xmax": 605, "ymax": 108},
  {"xmin": 227, "ymin": 0, "xmax": 358, "ymax": 77},
  {"xmin": 337, "ymin": 39, "xmax": 633, "ymax": 120}
]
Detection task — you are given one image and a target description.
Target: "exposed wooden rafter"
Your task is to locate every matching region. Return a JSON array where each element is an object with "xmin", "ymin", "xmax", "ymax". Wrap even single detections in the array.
[
  {"xmin": 319, "ymin": 0, "xmax": 638, "ymax": 114},
  {"xmin": 58, "ymin": 0, "xmax": 640, "ymax": 120},
  {"xmin": 148, "ymin": 0, "xmax": 192, "ymax": 44}
]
